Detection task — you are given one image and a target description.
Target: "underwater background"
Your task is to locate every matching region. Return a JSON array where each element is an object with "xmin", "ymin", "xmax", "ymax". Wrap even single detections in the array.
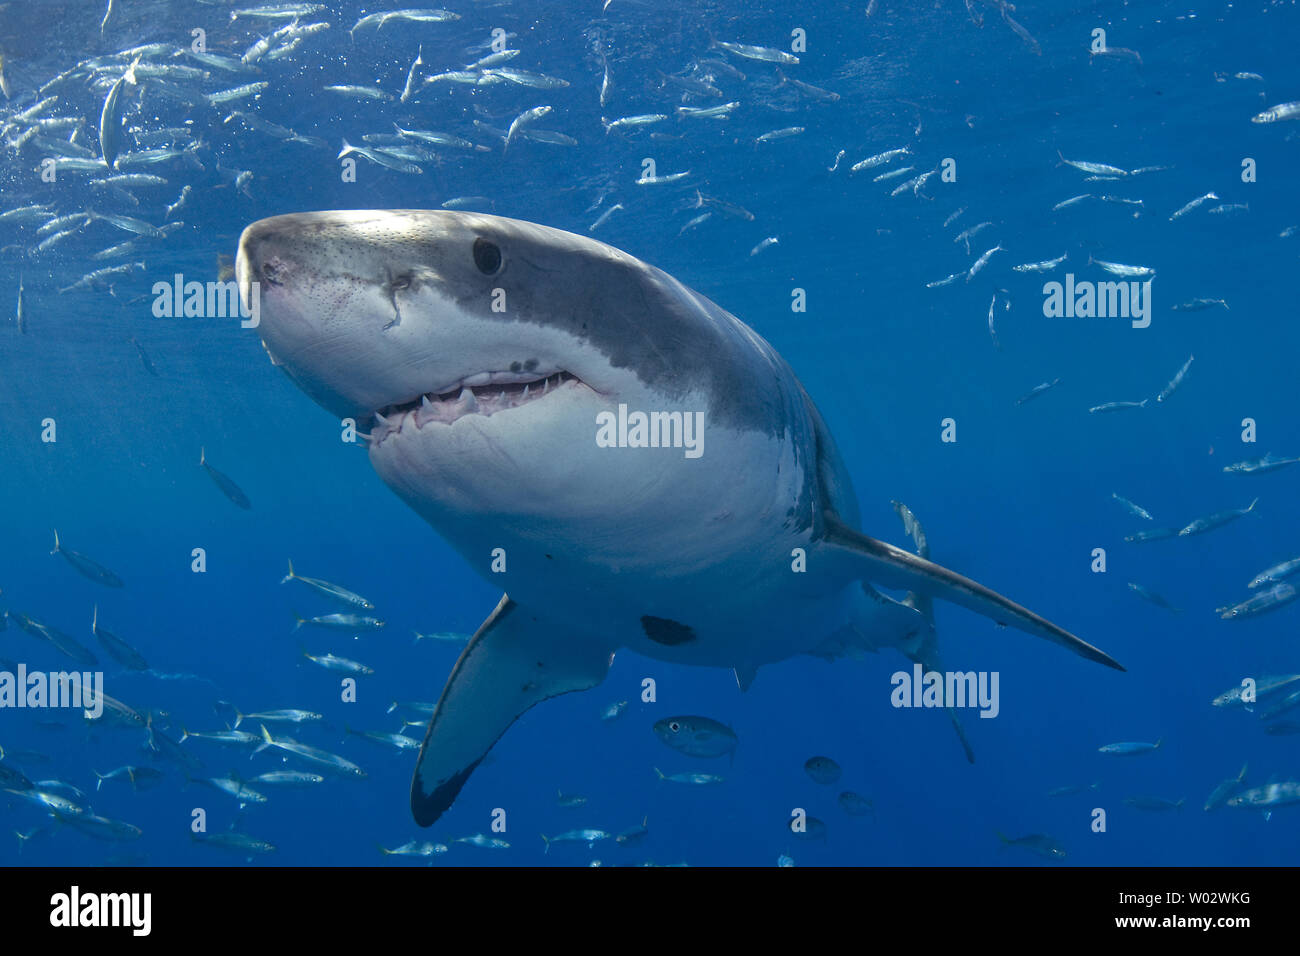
[{"xmin": 0, "ymin": 0, "xmax": 1298, "ymax": 866}]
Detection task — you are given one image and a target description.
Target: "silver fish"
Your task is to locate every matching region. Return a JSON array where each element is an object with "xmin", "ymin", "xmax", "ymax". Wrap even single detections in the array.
[
  {"xmin": 255, "ymin": 725, "xmax": 366, "ymax": 777},
  {"xmin": 1090, "ymin": 399, "xmax": 1148, "ymax": 414},
  {"xmin": 206, "ymin": 82, "xmax": 268, "ymax": 105},
  {"xmin": 1052, "ymin": 194, "xmax": 1092, "ymax": 211},
  {"xmin": 1099, "ymin": 739, "xmax": 1162, "ymax": 755},
  {"xmin": 589, "ymin": 203, "xmax": 623, "ymax": 233},
  {"xmin": 1223, "ymin": 454, "xmax": 1300, "ymax": 475},
  {"xmin": 713, "ymin": 41, "xmax": 799, "ymax": 65},
  {"xmin": 652, "ymin": 716, "xmax": 738, "ymax": 759},
  {"xmin": 1248, "ymin": 557, "xmax": 1300, "ymax": 589},
  {"xmin": 1169, "ymin": 192, "xmax": 1217, "ymax": 220},
  {"xmin": 486, "ymin": 68, "xmax": 569, "ymax": 89},
  {"xmin": 1251, "ymin": 101, "xmax": 1300, "ymax": 124},
  {"xmin": 1015, "ymin": 379, "xmax": 1061, "ymax": 406},
  {"xmin": 755, "ymin": 126, "xmax": 804, "ymax": 143},
  {"xmin": 1111, "ymin": 494, "xmax": 1153, "ymax": 521},
  {"xmin": 966, "ymin": 244, "xmax": 1003, "ymax": 281},
  {"xmin": 454, "ymin": 833, "xmax": 510, "ymax": 849},
  {"xmin": 51, "ymin": 530, "xmax": 123, "ymax": 587},
  {"xmin": 281, "ymin": 559, "xmax": 375, "ymax": 609},
  {"xmin": 602, "ymin": 114, "xmax": 668, "ymax": 133},
  {"xmin": 541, "ymin": 828, "xmax": 610, "ymax": 852},
  {"xmin": 1057, "ymin": 151, "xmax": 1127, "ymax": 177},
  {"xmin": 1217, "ymin": 581, "xmax": 1296, "ymax": 620},
  {"xmin": 301, "ymin": 650, "xmax": 375, "ymax": 676},
  {"xmin": 1179, "ymin": 498, "xmax": 1257, "ymax": 537},
  {"xmin": 338, "ymin": 140, "xmax": 421, "ymax": 175},
  {"xmin": 1012, "ymin": 253, "xmax": 1067, "ymax": 273},
  {"xmin": 653, "ymin": 768, "xmax": 724, "ymax": 785},
  {"xmin": 851, "ymin": 147, "xmax": 910, "ymax": 172},
  {"xmin": 351, "ymin": 8, "xmax": 459, "ymax": 34},
  {"xmin": 1088, "ymin": 255, "xmax": 1154, "ymax": 278},
  {"xmin": 324, "ymin": 85, "xmax": 392, "ymax": 101},
  {"xmin": 1156, "ymin": 355, "xmax": 1194, "ymax": 403},
  {"xmin": 676, "ymin": 102, "xmax": 738, "ymax": 119},
  {"xmin": 1127, "ymin": 583, "xmax": 1180, "ymax": 613}
]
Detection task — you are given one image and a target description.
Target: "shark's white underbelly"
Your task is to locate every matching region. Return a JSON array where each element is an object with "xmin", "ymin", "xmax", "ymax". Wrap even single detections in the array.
[{"xmin": 372, "ymin": 403, "xmax": 848, "ymax": 667}]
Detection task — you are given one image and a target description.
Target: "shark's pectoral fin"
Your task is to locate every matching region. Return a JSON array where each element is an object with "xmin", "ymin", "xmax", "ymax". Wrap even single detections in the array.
[
  {"xmin": 820, "ymin": 514, "xmax": 1123, "ymax": 671},
  {"xmin": 410, "ymin": 595, "xmax": 613, "ymax": 827}
]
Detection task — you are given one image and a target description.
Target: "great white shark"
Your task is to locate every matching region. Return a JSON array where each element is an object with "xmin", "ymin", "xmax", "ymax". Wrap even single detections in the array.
[{"xmin": 235, "ymin": 209, "xmax": 1122, "ymax": 827}]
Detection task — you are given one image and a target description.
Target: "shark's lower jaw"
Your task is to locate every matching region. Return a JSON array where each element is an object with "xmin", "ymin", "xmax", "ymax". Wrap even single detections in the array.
[{"xmin": 371, "ymin": 370, "xmax": 584, "ymax": 444}]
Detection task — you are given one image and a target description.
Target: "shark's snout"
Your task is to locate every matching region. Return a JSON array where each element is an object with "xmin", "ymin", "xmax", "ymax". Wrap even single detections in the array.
[{"xmin": 233, "ymin": 210, "xmax": 613, "ymax": 430}]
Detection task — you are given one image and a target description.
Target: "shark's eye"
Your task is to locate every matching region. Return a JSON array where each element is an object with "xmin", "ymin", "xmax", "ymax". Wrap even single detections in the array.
[
  {"xmin": 669, "ymin": 721, "xmax": 680, "ymax": 733},
  {"xmin": 472, "ymin": 238, "xmax": 502, "ymax": 275}
]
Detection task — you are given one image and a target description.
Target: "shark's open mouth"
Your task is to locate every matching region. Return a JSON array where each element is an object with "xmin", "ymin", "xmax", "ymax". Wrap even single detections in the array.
[{"xmin": 371, "ymin": 370, "xmax": 583, "ymax": 442}]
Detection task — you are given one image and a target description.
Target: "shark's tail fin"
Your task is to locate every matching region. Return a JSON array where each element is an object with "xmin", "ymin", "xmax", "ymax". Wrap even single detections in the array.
[
  {"xmin": 51, "ymin": 529, "xmax": 61, "ymax": 555},
  {"xmin": 282, "ymin": 559, "xmax": 296, "ymax": 585}
]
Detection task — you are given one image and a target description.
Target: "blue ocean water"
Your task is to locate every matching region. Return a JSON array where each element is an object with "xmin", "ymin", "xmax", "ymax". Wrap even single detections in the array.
[{"xmin": 1, "ymin": 0, "xmax": 1298, "ymax": 867}]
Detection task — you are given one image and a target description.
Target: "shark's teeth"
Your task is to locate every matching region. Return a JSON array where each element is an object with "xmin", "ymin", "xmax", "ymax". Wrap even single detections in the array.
[{"xmin": 373, "ymin": 371, "xmax": 581, "ymax": 446}]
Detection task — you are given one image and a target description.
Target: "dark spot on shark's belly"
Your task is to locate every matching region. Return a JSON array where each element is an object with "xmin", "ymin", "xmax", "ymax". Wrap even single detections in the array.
[{"xmin": 641, "ymin": 615, "xmax": 696, "ymax": 646}]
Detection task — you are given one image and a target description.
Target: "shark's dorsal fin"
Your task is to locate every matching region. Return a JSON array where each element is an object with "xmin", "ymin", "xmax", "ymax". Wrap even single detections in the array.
[
  {"xmin": 820, "ymin": 512, "xmax": 1123, "ymax": 671},
  {"xmin": 410, "ymin": 595, "xmax": 613, "ymax": 827}
]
